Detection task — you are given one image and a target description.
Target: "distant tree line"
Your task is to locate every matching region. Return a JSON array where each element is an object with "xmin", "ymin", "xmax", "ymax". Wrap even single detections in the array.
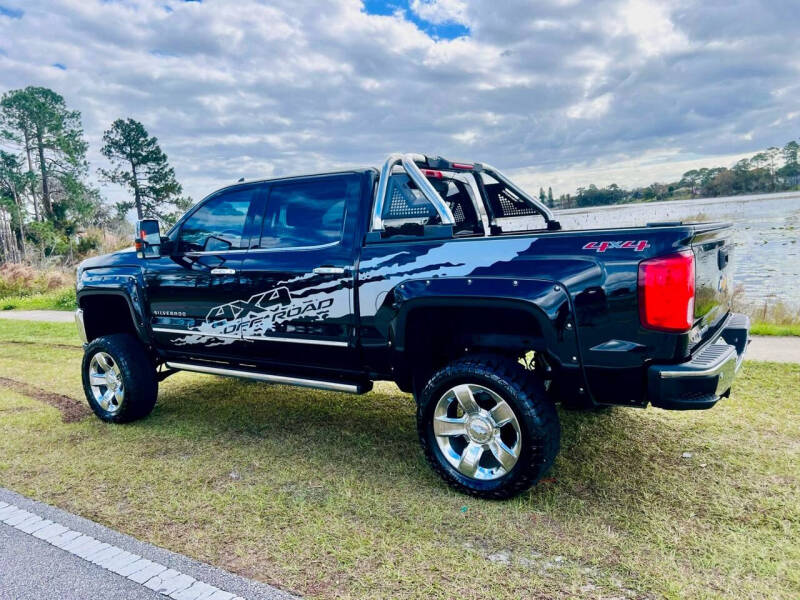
[
  {"xmin": 0, "ymin": 86, "xmax": 190, "ymax": 264},
  {"xmin": 550, "ymin": 140, "xmax": 800, "ymax": 209}
]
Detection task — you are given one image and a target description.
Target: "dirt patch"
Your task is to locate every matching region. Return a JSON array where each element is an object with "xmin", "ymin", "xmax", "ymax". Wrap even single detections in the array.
[
  {"xmin": 0, "ymin": 340, "xmax": 81, "ymax": 351},
  {"xmin": 0, "ymin": 376, "xmax": 90, "ymax": 422}
]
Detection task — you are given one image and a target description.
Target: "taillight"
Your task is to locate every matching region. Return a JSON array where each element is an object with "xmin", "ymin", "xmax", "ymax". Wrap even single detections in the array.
[
  {"xmin": 638, "ymin": 251, "xmax": 695, "ymax": 332},
  {"xmin": 420, "ymin": 169, "xmax": 443, "ymax": 178}
]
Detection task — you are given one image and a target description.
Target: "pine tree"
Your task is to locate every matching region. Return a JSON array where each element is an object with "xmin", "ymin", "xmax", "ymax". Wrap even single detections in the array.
[
  {"xmin": 0, "ymin": 150, "xmax": 32, "ymax": 256},
  {"xmin": 100, "ymin": 118, "xmax": 191, "ymax": 224},
  {"xmin": 0, "ymin": 86, "xmax": 89, "ymax": 226}
]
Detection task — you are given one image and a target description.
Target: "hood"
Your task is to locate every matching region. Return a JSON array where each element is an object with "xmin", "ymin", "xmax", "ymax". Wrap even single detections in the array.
[{"xmin": 78, "ymin": 247, "xmax": 139, "ymax": 273}]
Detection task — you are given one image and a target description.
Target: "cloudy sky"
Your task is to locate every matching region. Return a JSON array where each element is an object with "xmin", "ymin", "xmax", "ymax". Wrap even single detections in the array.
[{"xmin": 0, "ymin": 0, "xmax": 798, "ymax": 203}]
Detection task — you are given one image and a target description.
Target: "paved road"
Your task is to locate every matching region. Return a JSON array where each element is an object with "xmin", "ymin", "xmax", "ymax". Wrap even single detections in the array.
[
  {"xmin": 0, "ymin": 310, "xmax": 798, "ymax": 363},
  {"xmin": 0, "ymin": 488, "xmax": 295, "ymax": 600},
  {"xmin": 0, "ymin": 524, "xmax": 163, "ymax": 600},
  {"xmin": 745, "ymin": 335, "xmax": 800, "ymax": 363},
  {"xmin": 0, "ymin": 309, "xmax": 75, "ymax": 322}
]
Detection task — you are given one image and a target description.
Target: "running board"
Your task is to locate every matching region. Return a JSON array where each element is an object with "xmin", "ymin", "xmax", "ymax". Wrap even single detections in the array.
[{"xmin": 164, "ymin": 361, "xmax": 369, "ymax": 394}]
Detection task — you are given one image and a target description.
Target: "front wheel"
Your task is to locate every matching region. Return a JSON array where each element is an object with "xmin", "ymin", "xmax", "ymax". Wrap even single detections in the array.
[
  {"xmin": 417, "ymin": 355, "xmax": 560, "ymax": 499},
  {"xmin": 82, "ymin": 334, "xmax": 158, "ymax": 423}
]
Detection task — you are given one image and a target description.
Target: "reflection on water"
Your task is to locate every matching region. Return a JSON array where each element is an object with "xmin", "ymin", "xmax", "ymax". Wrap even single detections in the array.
[{"xmin": 555, "ymin": 192, "xmax": 800, "ymax": 310}]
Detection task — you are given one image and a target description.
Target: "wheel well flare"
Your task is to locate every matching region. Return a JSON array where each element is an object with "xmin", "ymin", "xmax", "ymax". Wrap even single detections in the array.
[
  {"xmin": 403, "ymin": 305, "xmax": 543, "ymax": 372},
  {"xmin": 78, "ymin": 294, "xmax": 137, "ymax": 342}
]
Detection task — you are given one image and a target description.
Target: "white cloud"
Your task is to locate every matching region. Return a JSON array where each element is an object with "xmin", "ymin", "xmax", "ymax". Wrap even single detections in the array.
[
  {"xmin": 566, "ymin": 93, "xmax": 613, "ymax": 119},
  {"xmin": 616, "ymin": 0, "xmax": 690, "ymax": 57},
  {"xmin": 0, "ymin": 0, "xmax": 797, "ymax": 207},
  {"xmin": 410, "ymin": 0, "xmax": 470, "ymax": 26}
]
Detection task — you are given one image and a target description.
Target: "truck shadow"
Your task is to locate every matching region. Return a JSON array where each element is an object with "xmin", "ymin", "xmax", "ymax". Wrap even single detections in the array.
[{"xmin": 149, "ymin": 374, "xmax": 683, "ymax": 500}]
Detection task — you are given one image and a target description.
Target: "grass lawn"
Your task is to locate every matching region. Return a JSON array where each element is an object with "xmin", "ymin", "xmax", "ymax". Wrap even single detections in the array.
[
  {"xmin": 0, "ymin": 321, "xmax": 797, "ymax": 599},
  {"xmin": 750, "ymin": 321, "xmax": 800, "ymax": 337},
  {"xmin": 0, "ymin": 286, "xmax": 76, "ymax": 311}
]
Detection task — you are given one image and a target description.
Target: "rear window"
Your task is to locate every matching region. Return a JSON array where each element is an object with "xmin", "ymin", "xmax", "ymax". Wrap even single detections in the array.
[{"xmin": 260, "ymin": 175, "xmax": 357, "ymax": 249}]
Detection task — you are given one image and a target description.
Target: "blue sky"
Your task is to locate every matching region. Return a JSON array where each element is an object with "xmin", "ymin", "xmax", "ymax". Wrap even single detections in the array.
[
  {"xmin": 0, "ymin": 5, "xmax": 22, "ymax": 19},
  {"xmin": 362, "ymin": 0, "xmax": 469, "ymax": 39},
  {"xmin": 0, "ymin": 0, "xmax": 798, "ymax": 201}
]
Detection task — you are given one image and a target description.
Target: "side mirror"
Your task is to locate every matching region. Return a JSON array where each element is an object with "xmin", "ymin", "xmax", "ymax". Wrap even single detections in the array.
[{"xmin": 135, "ymin": 219, "xmax": 162, "ymax": 259}]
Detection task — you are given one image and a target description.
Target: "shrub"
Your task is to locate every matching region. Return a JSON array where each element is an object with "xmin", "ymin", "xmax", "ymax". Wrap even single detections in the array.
[
  {"xmin": 0, "ymin": 263, "xmax": 37, "ymax": 297},
  {"xmin": 0, "ymin": 263, "xmax": 75, "ymax": 299},
  {"xmin": 76, "ymin": 231, "xmax": 102, "ymax": 255},
  {"xmin": 55, "ymin": 287, "xmax": 77, "ymax": 310}
]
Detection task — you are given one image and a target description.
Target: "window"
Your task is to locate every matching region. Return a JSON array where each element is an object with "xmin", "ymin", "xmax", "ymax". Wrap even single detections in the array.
[
  {"xmin": 179, "ymin": 187, "xmax": 255, "ymax": 252},
  {"xmin": 260, "ymin": 175, "xmax": 355, "ymax": 249}
]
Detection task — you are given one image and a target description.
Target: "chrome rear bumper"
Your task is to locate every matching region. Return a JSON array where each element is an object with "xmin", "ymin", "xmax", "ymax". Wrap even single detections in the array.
[{"xmin": 648, "ymin": 313, "xmax": 750, "ymax": 410}]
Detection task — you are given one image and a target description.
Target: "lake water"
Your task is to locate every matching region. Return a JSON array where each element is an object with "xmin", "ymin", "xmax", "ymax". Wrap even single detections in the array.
[{"xmin": 554, "ymin": 191, "xmax": 800, "ymax": 311}]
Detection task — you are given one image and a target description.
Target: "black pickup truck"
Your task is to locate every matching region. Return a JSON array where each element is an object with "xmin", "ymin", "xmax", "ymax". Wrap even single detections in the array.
[{"xmin": 75, "ymin": 153, "xmax": 750, "ymax": 498}]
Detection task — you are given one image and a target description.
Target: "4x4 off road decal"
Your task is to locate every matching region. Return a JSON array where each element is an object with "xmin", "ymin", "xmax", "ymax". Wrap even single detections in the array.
[
  {"xmin": 172, "ymin": 284, "xmax": 337, "ymax": 346},
  {"xmin": 216, "ymin": 286, "xmax": 334, "ymax": 338},
  {"xmin": 206, "ymin": 287, "xmax": 294, "ymax": 324},
  {"xmin": 582, "ymin": 240, "xmax": 650, "ymax": 253}
]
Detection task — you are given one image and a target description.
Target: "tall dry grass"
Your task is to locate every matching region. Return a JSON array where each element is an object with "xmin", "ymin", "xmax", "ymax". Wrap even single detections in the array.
[
  {"xmin": 732, "ymin": 285, "xmax": 800, "ymax": 325},
  {"xmin": 0, "ymin": 263, "xmax": 73, "ymax": 298}
]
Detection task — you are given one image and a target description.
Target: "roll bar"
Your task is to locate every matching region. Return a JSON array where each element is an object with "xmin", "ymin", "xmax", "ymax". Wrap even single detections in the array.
[
  {"xmin": 371, "ymin": 153, "xmax": 557, "ymax": 231},
  {"xmin": 372, "ymin": 153, "xmax": 456, "ymax": 231},
  {"xmin": 480, "ymin": 163, "xmax": 557, "ymax": 224}
]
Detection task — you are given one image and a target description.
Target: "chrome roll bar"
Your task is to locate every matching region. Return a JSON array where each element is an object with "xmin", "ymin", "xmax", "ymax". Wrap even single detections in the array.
[
  {"xmin": 401, "ymin": 155, "xmax": 456, "ymax": 225},
  {"xmin": 371, "ymin": 153, "xmax": 556, "ymax": 231},
  {"xmin": 372, "ymin": 153, "xmax": 456, "ymax": 231},
  {"xmin": 480, "ymin": 163, "xmax": 557, "ymax": 223},
  {"xmin": 372, "ymin": 153, "xmax": 403, "ymax": 231}
]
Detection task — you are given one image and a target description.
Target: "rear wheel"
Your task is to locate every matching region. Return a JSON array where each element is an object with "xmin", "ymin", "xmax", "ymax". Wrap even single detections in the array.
[
  {"xmin": 82, "ymin": 334, "xmax": 158, "ymax": 423},
  {"xmin": 417, "ymin": 355, "xmax": 560, "ymax": 499}
]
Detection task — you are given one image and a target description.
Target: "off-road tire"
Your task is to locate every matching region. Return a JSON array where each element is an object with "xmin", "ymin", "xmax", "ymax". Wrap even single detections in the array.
[
  {"xmin": 417, "ymin": 354, "xmax": 560, "ymax": 499},
  {"xmin": 82, "ymin": 334, "xmax": 158, "ymax": 423}
]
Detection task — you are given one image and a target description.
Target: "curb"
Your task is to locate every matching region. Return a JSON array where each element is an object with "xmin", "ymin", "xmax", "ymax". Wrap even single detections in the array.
[{"xmin": 0, "ymin": 487, "xmax": 296, "ymax": 600}]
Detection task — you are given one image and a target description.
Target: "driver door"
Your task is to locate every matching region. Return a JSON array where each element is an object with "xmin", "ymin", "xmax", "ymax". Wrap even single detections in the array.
[{"xmin": 145, "ymin": 183, "xmax": 265, "ymax": 360}]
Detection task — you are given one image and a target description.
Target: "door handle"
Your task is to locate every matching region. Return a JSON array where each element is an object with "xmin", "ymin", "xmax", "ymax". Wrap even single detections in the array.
[
  {"xmin": 313, "ymin": 266, "xmax": 348, "ymax": 275},
  {"xmin": 210, "ymin": 267, "xmax": 236, "ymax": 275}
]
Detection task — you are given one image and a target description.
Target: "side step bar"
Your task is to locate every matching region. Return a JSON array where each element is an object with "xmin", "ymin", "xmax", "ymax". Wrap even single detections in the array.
[{"xmin": 164, "ymin": 361, "xmax": 371, "ymax": 394}]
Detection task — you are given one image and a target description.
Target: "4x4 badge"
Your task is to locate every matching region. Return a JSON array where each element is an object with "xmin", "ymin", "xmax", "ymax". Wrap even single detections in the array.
[{"xmin": 583, "ymin": 240, "xmax": 650, "ymax": 252}]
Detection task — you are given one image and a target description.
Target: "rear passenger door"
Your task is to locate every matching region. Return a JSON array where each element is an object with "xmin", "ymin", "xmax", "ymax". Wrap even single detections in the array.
[{"xmin": 237, "ymin": 173, "xmax": 363, "ymax": 374}]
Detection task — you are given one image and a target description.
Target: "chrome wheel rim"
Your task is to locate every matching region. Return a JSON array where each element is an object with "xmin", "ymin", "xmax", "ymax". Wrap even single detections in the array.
[
  {"xmin": 433, "ymin": 383, "xmax": 521, "ymax": 481},
  {"xmin": 88, "ymin": 352, "xmax": 124, "ymax": 414}
]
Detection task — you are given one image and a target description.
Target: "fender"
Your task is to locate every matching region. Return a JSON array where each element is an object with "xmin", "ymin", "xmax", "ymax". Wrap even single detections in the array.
[
  {"xmin": 378, "ymin": 276, "xmax": 583, "ymax": 372},
  {"xmin": 76, "ymin": 266, "xmax": 150, "ymax": 345}
]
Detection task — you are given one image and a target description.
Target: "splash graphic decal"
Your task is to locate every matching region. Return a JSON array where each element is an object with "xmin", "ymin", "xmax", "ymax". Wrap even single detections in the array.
[{"xmin": 170, "ymin": 285, "xmax": 338, "ymax": 346}]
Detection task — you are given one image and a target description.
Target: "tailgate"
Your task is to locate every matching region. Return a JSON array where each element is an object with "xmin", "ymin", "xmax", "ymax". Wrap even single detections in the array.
[{"xmin": 692, "ymin": 223, "xmax": 734, "ymax": 335}]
